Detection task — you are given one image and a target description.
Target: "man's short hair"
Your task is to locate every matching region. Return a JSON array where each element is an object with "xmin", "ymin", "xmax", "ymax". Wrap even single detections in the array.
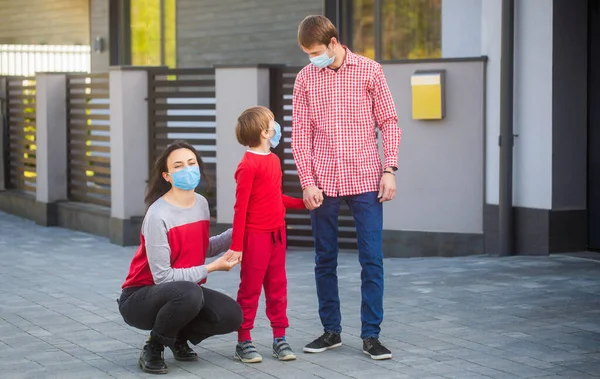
[{"xmin": 298, "ymin": 15, "xmax": 339, "ymax": 48}]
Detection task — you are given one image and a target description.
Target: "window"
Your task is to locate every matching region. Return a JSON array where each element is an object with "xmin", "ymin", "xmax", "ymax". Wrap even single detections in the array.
[
  {"xmin": 328, "ymin": 0, "xmax": 441, "ymax": 61},
  {"xmin": 129, "ymin": 0, "xmax": 176, "ymax": 67}
]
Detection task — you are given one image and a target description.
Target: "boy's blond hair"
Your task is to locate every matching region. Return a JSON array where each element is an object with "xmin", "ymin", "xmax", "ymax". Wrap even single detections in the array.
[{"xmin": 235, "ymin": 106, "xmax": 274, "ymax": 148}]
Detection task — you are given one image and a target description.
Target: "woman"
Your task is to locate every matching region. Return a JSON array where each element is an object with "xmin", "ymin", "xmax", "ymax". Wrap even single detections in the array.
[{"xmin": 118, "ymin": 140, "xmax": 243, "ymax": 375}]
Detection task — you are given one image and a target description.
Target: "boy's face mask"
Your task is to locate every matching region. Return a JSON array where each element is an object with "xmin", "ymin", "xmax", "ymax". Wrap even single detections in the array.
[{"xmin": 270, "ymin": 121, "xmax": 282, "ymax": 148}]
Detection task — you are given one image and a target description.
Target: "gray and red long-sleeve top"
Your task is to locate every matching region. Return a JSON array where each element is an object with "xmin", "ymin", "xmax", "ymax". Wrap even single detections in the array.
[{"xmin": 122, "ymin": 193, "xmax": 232, "ymax": 289}]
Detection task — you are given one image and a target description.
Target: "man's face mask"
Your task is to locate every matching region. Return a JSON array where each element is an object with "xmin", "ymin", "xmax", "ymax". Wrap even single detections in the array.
[{"xmin": 310, "ymin": 45, "xmax": 335, "ymax": 68}]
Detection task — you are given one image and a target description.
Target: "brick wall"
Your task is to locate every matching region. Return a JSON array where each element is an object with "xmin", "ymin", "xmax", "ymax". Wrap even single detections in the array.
[
  {"xmin": 176, "ymin": 0, "xmax": 323, "ymax": 67},
  {"xmin": 0, "ymin": 0, "xmax": 89, "ymax": 45}
]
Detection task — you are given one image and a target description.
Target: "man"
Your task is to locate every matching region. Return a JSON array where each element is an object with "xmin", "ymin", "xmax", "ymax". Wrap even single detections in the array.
[{"xmin": 291, "ymin": 15, "xmax": 402, "ymax": 360}]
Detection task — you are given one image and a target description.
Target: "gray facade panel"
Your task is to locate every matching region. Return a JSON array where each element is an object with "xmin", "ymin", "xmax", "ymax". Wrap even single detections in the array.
[
  {"xmin": 382, "ymin": 60, "xmax": 485, "ymax": 235},
  {"xmin": 176, "ymin": 0, "xmax": 323, "ymax": 67},
  {"xmin": 0, "ymin": 0, "xmax": 89, "ymax": 45},
  {"xmin": 90, "ymin": 0, "xmax": 110, "ymax": 73}
]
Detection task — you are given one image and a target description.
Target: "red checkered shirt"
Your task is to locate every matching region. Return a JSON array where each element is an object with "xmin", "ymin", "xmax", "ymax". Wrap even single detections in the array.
[{"xmin": 291, "ymin": 47, "xmax": 402, "ymax": 197}]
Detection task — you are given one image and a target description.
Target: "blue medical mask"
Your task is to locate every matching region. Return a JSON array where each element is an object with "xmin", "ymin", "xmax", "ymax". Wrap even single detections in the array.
[
  {"xmin": 169, "ymin": 165, "xmax": 201, "ymax": 191},
  {"xmin": 310, "ymin": 47, "xmax": 335, "ymax": 68},
  {"xmin": 270, "ymin": 121, "xmax": 282, "ymax": 148}
]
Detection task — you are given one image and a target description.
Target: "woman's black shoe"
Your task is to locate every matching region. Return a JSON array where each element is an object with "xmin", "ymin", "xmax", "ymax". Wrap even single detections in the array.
[
  {"xmin": 139, "ymin": 338, "xmax": 168, "ymax": 374},
  {"xmin": 170, "ymin": 338, "xmax": 198, "ymax": 361}
]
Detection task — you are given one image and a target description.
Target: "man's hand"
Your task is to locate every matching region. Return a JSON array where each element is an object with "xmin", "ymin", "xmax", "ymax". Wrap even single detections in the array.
[
  {"xmin": 303, "ymin": 185, "xmax": 323, "ymax": 210},
  {"xmin": 378, "ymin": 168, "xmax": 397, "ymax": 203}
]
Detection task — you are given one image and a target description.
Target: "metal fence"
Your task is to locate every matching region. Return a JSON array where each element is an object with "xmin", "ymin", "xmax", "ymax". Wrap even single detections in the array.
[
  {"xmin": 0, "ymin": 45, "xmax": 91, "ymax": 76},
  {"xmin": 271, "ymin": 67, "xmax": 358, "ymax": 250},
  {"xmin": 3, "ymin": 76, "xmax": 37, "ymax": 194},
  {"xmin": 147, "ymin": 68, "xmax": 217, "ymax": 217},
  {"xmin": 66, "ymin": 73, "xmax": 111, "ymax": 207}
]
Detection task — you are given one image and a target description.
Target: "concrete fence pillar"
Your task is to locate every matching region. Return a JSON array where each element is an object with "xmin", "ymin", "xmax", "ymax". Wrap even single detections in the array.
[
  {"xmin": 214, "ymin": 65, "xmax": 271, "ymax": 226},
  {"xmin": 0, "ymin": 77, "xmax": 7, "ymax": 192},
  {"xmin": 35, "ymin": 73, "xmax": 68, "ymax": 226},
  {"xmin": 109, "ymin": 67, "xmax": 149, "ymax": 246}
]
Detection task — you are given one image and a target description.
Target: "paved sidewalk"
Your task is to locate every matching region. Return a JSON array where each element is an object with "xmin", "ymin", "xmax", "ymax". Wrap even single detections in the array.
[{"xmin": 0, "ymin": 211, "xmax": 599, "ymax": 379}]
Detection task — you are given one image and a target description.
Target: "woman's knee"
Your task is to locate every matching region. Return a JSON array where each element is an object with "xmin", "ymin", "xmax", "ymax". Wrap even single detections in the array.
[{"xmin": 171, "ymin": 281, "xmax": 205, "ymax": 312}]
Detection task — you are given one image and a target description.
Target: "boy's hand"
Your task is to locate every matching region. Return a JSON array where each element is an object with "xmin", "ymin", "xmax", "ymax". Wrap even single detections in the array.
[{"xmin": 225, "ymin": 249, "xmax": 243, "ymax": 263}]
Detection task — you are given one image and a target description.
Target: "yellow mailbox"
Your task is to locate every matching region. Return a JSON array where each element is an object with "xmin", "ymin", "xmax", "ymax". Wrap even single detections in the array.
[{"xmin": 411, "ymin": 70, "xmax": 445, "ymax": 120}]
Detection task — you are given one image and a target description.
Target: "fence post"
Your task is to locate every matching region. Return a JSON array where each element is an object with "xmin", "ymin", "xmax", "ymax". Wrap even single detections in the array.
[
  {"xmin": 0, "ymin": 77, "xmax": 7, "ymax": 191},
  {"xmin": 35, "ymin": 73, "xmax": 68, "ymax": 226},
  {"xmin": 214, "ymin": 65, "xmax": 272, "ymax": 228},
  {"xmin": 109, "ymin": 67, "xmax": 149, "ymax": 246}
]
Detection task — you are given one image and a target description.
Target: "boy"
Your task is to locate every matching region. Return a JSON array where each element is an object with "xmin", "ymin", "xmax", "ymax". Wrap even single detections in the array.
[{"xmin": 228, "ymin": 106, "xmax": 318, "ymax": 363}]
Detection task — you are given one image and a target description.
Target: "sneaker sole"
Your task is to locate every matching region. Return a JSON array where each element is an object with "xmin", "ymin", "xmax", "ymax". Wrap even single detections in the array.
[
  {"xmin": 303, "ymin": 342, "xmax": 342, "ymax": 353},
  {"xmin": 139, "ymin": 359, "xmax": 168, "ymax": 374},
  {"xmin": 363, "ymin": 350, "xmax": 392, "ymax": 360},
  {"xmin": 234, "ymin": 352, "xmax": 263, "ymax": 363},
  {"xmin": 273, "ymin": 352, "xmax": 297, "ymax": 361}
]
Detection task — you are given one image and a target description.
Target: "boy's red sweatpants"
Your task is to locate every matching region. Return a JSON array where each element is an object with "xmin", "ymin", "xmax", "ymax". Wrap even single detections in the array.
[{"xmin": 237, "ymin": 226, "xmax": 288, "ymax": 342}]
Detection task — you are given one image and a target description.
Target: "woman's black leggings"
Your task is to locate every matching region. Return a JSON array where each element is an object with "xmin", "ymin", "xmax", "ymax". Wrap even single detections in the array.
[{"xmin": 118, "ymin": 281, "xmax": 242, "ymax": 347}]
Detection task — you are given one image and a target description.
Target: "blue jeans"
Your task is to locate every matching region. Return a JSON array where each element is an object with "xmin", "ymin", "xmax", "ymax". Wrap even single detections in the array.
[{"xmin": 310, "ymin": 191, "xmax": 384, "ymax": 339}]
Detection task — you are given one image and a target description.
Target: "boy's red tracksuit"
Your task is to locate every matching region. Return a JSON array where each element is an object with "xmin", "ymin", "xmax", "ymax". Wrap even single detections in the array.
[{"xmin": 231, "ymin": 151, "xmax": 305, "ymax": 342}]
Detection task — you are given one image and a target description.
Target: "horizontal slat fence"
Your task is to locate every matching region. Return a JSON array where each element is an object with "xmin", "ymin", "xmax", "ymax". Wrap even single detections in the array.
[
  {"xmin": 5, "ymin": 76, "xmax": 36, "ymax": 194},
  {"xmin": 147, "ymin": 68, "xmax": 217, "ymax": 217},
  {"xmin": 272, "ymin": 66, "xmax": 358, "ymax": 251},
  {"xmin": 66, "ymin": 73, "xmax": 111, "ymax": 207}
]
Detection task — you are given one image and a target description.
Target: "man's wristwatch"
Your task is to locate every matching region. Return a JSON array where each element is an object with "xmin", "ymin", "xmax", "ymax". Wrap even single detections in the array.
[{"xmin": 383, "ymin": 166, "xmax": 398, "ymax": 176}]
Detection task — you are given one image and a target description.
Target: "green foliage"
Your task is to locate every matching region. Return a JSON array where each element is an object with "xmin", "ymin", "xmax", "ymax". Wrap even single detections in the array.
[
  {"xmin": 352, "ymin": 0, "xmax": 441, "ymax": 60},
  {"xmin": 130, "ymin": 0, "xmax": 177, "ymax": 67}
]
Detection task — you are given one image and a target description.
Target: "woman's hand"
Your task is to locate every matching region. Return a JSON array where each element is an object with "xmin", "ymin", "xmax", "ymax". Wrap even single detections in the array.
[{"xmin": 206, "ymin": 254, "xmax": 239, "ymax": 272}]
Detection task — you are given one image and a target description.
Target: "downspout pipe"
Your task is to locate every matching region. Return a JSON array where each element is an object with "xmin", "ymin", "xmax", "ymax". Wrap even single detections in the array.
[{"xmin": 499, "ymin": 0, "xmax": 515, "ymax": 256}]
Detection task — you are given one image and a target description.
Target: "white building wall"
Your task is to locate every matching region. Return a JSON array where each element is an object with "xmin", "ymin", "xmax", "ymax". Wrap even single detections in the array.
[
  {"xmin": 512, "ymin": 0, "xmax": 553, "ymax": 209},
  {"xmin": 441, "ymin": 0, "xmax": 482, "ymax": 58}
]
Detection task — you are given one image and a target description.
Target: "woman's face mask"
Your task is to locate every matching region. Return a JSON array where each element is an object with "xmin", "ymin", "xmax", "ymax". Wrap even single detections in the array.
[{"xmin": 168, "ymin": 165, "xmax": 201, "ymax": 191}]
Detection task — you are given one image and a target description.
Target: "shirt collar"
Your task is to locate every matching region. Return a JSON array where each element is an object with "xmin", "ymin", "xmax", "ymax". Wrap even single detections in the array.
[
  {"xmin": 316, "ymin": 45, "xmax": 357, "ymax": 72},
  {"xmin": 341, "ymin": 46, "xmax": 358, "ymax": 66}
]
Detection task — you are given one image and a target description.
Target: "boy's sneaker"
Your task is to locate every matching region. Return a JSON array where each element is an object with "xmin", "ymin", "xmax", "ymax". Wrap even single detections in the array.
[
  {"xmin": 362, "ymin": 337, "xmax": 392, "ymax": 360},
  {"xmin": 272, "ymin": 339, "xmax": 297, "ymax": 361},
  {"xmin": 303, "ymin": 331, "xmax": 342, "ymax": 353},
  {"xmin": 235, "ymin": 341, "xmax": 262, "ymax": 363}
]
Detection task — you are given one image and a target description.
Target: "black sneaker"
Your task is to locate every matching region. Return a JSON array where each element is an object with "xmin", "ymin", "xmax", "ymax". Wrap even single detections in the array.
[
  {"xmin": 169, "ymin": 338, "xmax": 198, "ymax": 361},
  {"xmin": 362, "ymin": 337, "xmax": 392, "ymax": 360},
  {"xmin": 303, "ymin": 331, "xmax": 342, "ymax": 353},
  {"xmin": 139, "ymin": 338, "xmax": 168, "ymax": 374}
]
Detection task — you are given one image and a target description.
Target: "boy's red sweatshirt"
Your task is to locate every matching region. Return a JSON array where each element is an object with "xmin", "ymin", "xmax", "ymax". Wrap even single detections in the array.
[{"xmin": 230, "ymin": 151, "xmax": 305, "ymax": 251}]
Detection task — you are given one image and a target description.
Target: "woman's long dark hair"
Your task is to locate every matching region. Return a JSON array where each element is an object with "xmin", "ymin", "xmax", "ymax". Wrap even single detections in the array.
[{"xmin": 144, "ymin": 140, "xmax": 211, "ymax": 210}]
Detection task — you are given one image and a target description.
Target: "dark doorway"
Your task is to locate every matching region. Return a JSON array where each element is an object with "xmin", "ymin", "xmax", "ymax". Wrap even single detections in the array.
[{"xmin": 588, "ymin": 0, "xmax": 600, "ymax": 250}]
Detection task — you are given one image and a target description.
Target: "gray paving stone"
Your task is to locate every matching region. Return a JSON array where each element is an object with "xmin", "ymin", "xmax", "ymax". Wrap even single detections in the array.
[{"xmin": 1, "ymin": 211, "xmax": 600, "ymax": 378}]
